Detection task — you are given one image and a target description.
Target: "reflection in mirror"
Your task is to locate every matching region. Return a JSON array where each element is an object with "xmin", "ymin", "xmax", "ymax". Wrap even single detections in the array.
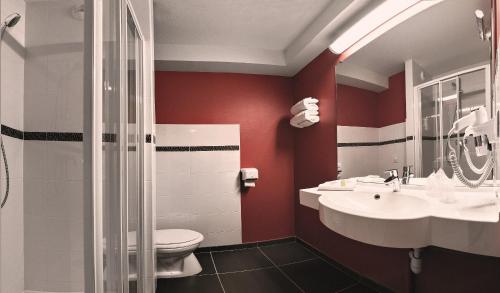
[{"xmin": 335, "ymin": 0, "xmax": 491, "ymax": 181}]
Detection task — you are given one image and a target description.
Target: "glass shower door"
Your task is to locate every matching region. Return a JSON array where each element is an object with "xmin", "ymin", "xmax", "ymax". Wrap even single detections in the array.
[
  {"xmin": 419, "ymin": 83, "xmax": 441, "ymax": 177},
  {"xmin": 416, "ymin": 66, "xmax": 490, "ymax": 178},
  {"xmin": 86, "ymin": 1, "xmax": 146, "ymax": 292},
  {"xmin": 441, "ymin": 77, "xmax": 460, "ymax": 177},
  {"xmin": 127, "ymin": 8, "xmax": 144, "ymax": 292}
]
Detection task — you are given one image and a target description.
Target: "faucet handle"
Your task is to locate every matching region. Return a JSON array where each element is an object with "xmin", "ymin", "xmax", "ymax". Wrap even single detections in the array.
[{"xmin": 385, "ymin": 169, "xmax": 399, "ymax": 178}]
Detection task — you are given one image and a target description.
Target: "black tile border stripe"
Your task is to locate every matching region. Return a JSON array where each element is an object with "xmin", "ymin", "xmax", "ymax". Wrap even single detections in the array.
[
  {"xmin": 156, "ymin": 146, "xmax": 190, "ymax": 152},
  {"xmin": 156, "ymin": 145, "xmax": 240, "ymax": 152},
  {"xmin": 338, "ymin": 135, "xmax": 443, "ymax": 147},
  {"xmin": 1, "ymin": 124, "xmax": 120, "ymax": 143},
  {"xmin": 103, "ymin": 133, "xmax": 117, "ymax": 143},
  {"xmin": 338, "ymin": 137, "xmax": 407, "ymax": 147},
  {"xmin": 1, "ymin": 125, "xmax": 23, "ymax": 140}
]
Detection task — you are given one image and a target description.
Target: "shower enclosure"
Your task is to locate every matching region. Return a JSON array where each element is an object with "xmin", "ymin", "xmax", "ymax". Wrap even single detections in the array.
[
  {"xmin": 414, "ymin": 65, "xmax": 491, "ymax": 178},
  {"xmin": 0, "ymin": 0, "xmax": 155, "ymax": 292}
]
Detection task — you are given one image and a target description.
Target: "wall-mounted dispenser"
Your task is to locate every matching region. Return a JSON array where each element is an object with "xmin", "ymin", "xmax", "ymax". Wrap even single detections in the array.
[{"xmin": 241, "ymin": 168, "xmax": 258, "ymax": 188}]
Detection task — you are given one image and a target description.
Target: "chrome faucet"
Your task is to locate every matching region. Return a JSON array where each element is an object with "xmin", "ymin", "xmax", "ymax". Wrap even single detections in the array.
[
  {"xmin": 384, "ymin": 169, "xmax": 401, "ymax": 192},
  {"xmin": 402, "ymin": 165, "xmax": 414, "ymax": 185}
]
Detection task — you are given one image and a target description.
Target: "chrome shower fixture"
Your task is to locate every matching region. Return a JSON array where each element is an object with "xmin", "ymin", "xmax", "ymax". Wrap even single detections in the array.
[
  {"xmin": 475, "ymin": 9, "xmax": 491, "ymax": 41},
  {"xmin": 0, "ymin": 13, "xmax": 21, "ymax": 39}
]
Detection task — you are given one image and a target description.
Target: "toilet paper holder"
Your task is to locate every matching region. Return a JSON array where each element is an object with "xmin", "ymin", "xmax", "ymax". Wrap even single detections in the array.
[{"xmin": 241, "ymin": 168, "xmax": 258, "ymax": 188}]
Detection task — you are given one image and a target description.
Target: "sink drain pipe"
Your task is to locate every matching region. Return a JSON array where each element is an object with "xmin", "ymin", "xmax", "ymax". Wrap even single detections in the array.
[
  {"xmin": 409, "ymin": 248, "xmax": 422, "ymax": 274},
  {"xmin": 409, "ymin": 248, "xmax": 422, "ymax": 293}
]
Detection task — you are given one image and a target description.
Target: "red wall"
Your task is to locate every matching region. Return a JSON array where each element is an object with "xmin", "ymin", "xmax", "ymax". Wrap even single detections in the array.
[
  {"xmin": 377, "ymin": 71, "xmax": 406, "ymax": 127},
  {"xmin": 337, "ymin": 71, "xmax": 406, "ymax": 128},
  {"xmin": 292, "ymin": 50, "xmax": 339, "ymax": 191},
  {"xmin": 337, "ymin": 84, "xmax": 379, "ymax": 127},
  {"xmin": 155, "ymin": 72, "xmax": 295, "ymax": 242}
]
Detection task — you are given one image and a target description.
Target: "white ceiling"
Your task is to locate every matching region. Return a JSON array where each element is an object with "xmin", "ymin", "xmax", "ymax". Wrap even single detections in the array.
[
  {"xmin": 153, "ymin": 0, "xmax": 381, "ymax": 76},
  {"xmin": 154, "ymin": 0, "xmax": 331, "ymax": 50},
  {"xmin": 337, "ymin": 0, "xmax": 490, "ymax": 90}
]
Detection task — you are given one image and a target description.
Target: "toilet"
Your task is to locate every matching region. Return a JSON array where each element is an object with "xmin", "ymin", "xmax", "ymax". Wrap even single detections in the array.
[
  {"xmin": 129, "ymin": 229, "xmax": 204, "ymax": 278},
  {"xmin": 155, "ymin": 229, "xmax": 204, "ymax": 278}
]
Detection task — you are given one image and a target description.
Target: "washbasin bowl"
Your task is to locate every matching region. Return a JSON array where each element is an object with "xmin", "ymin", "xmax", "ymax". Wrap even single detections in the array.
[
  {"xmin": 319, "ymin": 190, "xmax": 429, "ymax": 221},
  {"xmin": 306, "ymin": 183, "xmax": 500, "ymax": 255}
]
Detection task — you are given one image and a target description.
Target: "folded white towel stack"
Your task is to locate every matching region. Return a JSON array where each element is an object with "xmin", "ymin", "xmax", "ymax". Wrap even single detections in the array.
[
  {"xmin": 290, "ymin": 97, "xmax": 319, "ymax": 128},
  {"xmin": 318, "ymin": 179, "xmax": 356, "ymax": 191},
  {"xmin": 290, "ymin": 97, "xmax": 319, "ymax": 115}
]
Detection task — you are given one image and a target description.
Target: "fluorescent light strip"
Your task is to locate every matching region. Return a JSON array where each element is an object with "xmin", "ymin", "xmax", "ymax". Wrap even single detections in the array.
[{"xmin": 330, "ymin": 0, "xmax": 443, "ymax": 61}]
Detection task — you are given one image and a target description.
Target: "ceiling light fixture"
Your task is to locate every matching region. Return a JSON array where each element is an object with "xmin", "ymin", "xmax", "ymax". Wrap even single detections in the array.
[{"xmin": 329, "ymin": 0, "xmax": 442, "ymax": 61}]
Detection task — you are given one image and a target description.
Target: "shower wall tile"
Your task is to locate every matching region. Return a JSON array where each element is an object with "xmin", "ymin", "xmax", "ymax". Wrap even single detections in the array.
[
  {"xmin": 23, "ymin": 141, "xmax": 47, "ymax": 180},
  {"xmin": 24, "ymin": 142, "xmax": 84, "ymax": 292},
  {"xmin": 0, "ymin": 1, "xmax": 25, "ymax": 293},
  {"xmin": 0, "ymin": 135, "xmax": 23, "ymax": 180},
  {"xmin": 0, "ymin": 178, "xmax": 24, "ymax": 293},
  {"xmin": 23, "ymin": 1, "xmax": 84, "ymax": 291},
  {"xmin": 156, "ymin": 124, "xmax": 242, "ymax": 247},
  {"xmin": 1, "ymin": 41, "xmax": 24, "ymax": 130}
]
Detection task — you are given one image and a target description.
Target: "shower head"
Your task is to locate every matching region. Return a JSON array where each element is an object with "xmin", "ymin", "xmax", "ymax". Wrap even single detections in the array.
[
  {"xmin": 0, "ymin": 13, "xmax": 21, "ymax": 40},
  {"xmin": 4, "ymin": 13, "xmax": 21, "ymax": 28},
  {"xmin": 474, "ymin": 9, "xmax": 490, "ymax": 41}
]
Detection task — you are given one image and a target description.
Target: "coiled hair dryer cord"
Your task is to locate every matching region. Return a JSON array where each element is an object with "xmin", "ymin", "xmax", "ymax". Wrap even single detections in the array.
[{"xmin": 447, "ymin": 128, "xmax": 494, "ymax": 188}]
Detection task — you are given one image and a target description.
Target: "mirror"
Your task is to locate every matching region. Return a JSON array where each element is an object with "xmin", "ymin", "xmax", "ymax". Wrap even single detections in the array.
[{"xmin": 335, "ymin": 0, "xmax": 492, "ymax": 180}]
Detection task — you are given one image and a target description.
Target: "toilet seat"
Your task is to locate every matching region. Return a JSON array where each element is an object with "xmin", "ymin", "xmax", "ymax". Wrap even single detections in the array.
[
  {"xmin": 128, "ymin": 229, "xmax": 204, "ymax": 251},
  {"xmin": 156, "ymin": 229, "xmax": 204, "ymax": 249}
]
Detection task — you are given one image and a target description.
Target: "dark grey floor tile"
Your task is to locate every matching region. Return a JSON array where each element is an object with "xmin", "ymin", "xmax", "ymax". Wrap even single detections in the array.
[
  {"xmin": 156, "ymin": 275, "xmax": 223, "ymax": 293},
  {"xmin": 129, "ymin": 281, "xmax": 137, "ymax": 292},
  {"xmin": 260, "ymin": 241, "xmax": 317, "ymax": 265},
  {"xmin": 339, "ymin": 284, "xmax": 379, "ymax": 293},
  {"xmin": 212, "ymin": 248, "xmax": 273, "ymax": 273},
  {"xmin": 220, "ymin": 267, "xmax": 302, "ymax": 293},
  {"xmin": 195, "ymin": 252, "xmax": 216, "ymax": 275},
  {"xmin": 281, "ymin": 259, "xmax": 357, "ymax": 293}
]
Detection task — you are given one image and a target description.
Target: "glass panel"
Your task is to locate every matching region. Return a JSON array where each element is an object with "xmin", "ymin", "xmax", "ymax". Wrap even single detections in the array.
[
  {"xmin": 457, "ymin": 69, "xmax": 488, "ymax": 180},
  {"xmin": 420, "ymin": 84, "xmax": 440, "ymax": 176},
  {"xmin": 419, "ymin": 69, "xmax": 489, "ymax": 179},
  {"xmin": 441, "ymin": 78, "xmax": 459, "ymax": 177},
  {"xmin": 102, "ymin": 0, "xmax": 123, "ymax": 291},
  {"xmin": 127, "ymin": 9, "xmax": 140, "ymax": 292}
]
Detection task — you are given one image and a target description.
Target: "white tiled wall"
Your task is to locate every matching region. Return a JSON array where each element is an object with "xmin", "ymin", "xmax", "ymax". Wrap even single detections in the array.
[
  {"xmin": 0, "ymin": 0, "xmax": 25, "ymax": 292},
  {"xmin": 23, "ymin": 1, "xmax": 84, "ymax": 292},
  {"xmin": 156, "ymin": 124, "xmax": 242, "ymax": 247},
  {"xmin": 338, "ymin": 122, "xmax": 406, "ymax": 178}
]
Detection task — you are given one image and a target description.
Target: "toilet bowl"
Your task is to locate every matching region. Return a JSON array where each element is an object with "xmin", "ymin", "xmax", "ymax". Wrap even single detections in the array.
[
  {"xmin": 155, "ymin": 229, "xmax": 204, "ymax": 278},
  {"xmin": 129, "ymin": 229, "xmax": 204, "ymax": 278}
]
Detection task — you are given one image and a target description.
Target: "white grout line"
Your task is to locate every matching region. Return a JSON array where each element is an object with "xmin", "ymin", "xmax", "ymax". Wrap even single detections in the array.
[
  {"xmin": 335, "ymin": 283, "xmax": 361, "ymax": 293},
  {"xmin": 210, "ymin": 251, "xmax": 227, "ymax": 293},
  {"xmin": 209, "ymin": 246, "xmax": 259, "ymax": 253},
  {"xmin": 258, "ymin": 246, "xmax": 306, "ymax": 293},
  {"xmin": 278, "ymin": 257, "xmax": 319, "ymax": 267},
  {"xmin": 217, "ymin": 265, "xmax": 276, "ymax": 275}
]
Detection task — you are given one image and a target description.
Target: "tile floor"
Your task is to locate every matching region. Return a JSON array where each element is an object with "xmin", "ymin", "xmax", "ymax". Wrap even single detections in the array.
[{"xmin": 156, "ymin": 240, "xmax": 387, "ymax": 293}]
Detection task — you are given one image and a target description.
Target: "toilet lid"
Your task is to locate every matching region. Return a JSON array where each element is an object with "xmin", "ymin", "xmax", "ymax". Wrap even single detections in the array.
[
  {"xmin": 128, "ymin": 229, "xmax": 203, "ymax": 250},
  {"xmin": 156, "ymin": 229, "xmax": 203, "ymax": 246}
]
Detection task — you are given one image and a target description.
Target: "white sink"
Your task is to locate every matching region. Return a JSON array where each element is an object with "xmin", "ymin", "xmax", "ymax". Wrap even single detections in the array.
[
  {"xmin": 301, "ymin": 183, "xmax": 500, "ymax": 256},
  {"xmin": 319, "ymin": 190, "xmax": 429, "ymax": 220}
]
